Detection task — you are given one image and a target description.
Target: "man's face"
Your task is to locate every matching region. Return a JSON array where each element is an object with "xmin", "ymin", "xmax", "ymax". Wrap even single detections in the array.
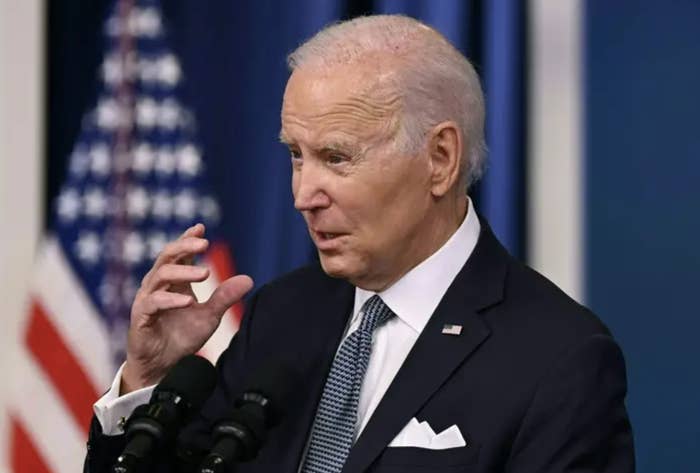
[{"xmin": 280, "ymin": 62, "xmax": 435, "ymax": 290}]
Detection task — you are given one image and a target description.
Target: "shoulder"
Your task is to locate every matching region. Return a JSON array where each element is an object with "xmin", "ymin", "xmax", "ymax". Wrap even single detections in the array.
[
  {"xmin": 502, "ymin": 258, "xmax": 608, "ymax": 337},
  {"xmin": 483, "ymin": 255, "xmax": 616, "ymax": 373}
]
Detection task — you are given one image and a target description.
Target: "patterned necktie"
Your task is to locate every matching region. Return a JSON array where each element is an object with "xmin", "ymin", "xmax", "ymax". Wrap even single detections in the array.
[{"xmin": 302, "ymin": 295, "xmax": 395, "ymax": 473}]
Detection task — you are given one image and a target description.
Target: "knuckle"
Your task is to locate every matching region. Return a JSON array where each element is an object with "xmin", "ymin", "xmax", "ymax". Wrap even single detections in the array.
[
  {"xmin": 155, "ymin": 264, "xmax": 176, "ymax": 283},
  {"xmin": 140, "ymin": 270, "xmax": 153, "ymax": 287}
]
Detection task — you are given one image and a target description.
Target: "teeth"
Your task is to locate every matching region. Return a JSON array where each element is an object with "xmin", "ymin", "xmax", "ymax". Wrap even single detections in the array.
[{"xmin": 322, "ymin": 233, "xmax": 337, "ymax": 239}]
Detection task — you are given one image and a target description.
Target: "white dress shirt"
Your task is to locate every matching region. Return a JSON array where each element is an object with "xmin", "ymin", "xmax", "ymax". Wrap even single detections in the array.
[{"xmin": 94, "ymin": 199, "xmax": 481, "ymax": 437}]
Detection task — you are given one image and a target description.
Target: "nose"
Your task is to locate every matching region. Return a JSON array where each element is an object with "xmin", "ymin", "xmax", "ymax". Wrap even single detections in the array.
[{"xmin": 293, "ymin": 161, "xmax": 331, "ymax": 212}]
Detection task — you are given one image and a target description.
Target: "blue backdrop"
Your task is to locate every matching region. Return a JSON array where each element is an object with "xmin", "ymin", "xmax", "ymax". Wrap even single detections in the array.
[{"xmin": 586, "ymin": 1, "xmax": 700, "ymax": 471}]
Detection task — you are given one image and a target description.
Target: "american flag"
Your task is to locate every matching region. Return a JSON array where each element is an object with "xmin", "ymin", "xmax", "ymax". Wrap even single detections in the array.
[{"xmin": 6, "ymin": 0, "xmax": 242, "ymax": 471}]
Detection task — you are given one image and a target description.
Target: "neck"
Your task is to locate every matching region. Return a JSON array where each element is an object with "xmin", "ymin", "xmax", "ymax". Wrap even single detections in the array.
[{"xmin": 359, "ymin": 194, "xmax": 468, "ymax": 292}]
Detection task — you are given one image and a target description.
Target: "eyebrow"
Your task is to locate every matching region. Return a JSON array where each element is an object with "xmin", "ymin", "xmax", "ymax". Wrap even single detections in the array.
[
  {"xmin": 318, "ymin": 141, "xmax": 358, "ymax": 154},
  {"xmin": 278, "ymin": 131, "xmax": 291, "ymax": 145},
  {"xmin": 278, "ymin": 133, "xmax": 359, "ymax": 154}
]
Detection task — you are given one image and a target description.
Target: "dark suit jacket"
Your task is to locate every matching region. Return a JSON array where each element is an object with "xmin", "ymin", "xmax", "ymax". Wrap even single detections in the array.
[{"xmin": 85, "ymin": 223, "xmax": 634, "ymax": 472}]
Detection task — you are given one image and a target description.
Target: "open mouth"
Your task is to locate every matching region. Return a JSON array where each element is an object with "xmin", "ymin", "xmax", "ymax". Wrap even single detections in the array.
[
  {"xmin": 312, "ymin": 230, "xmax": 346, "ymax": 248},
  {"xmin": 319, "ymin": 232, "xmax": 340, "ymax": 240}
]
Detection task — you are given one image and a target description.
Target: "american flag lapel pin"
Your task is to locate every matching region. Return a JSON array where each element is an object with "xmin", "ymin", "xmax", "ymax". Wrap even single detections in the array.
[{"xmin": 441, "ymin": 324, "xmax": 463, "ymax": 336}]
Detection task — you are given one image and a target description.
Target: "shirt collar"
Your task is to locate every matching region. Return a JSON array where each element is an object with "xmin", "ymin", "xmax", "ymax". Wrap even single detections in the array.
[{"xmin": 353, "ymin": 198, "xmax": 481, "ymax": 334}]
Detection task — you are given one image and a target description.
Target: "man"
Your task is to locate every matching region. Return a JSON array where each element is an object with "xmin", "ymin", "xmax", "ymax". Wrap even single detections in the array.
[{"xmin": 86, "ymin": 15, "xmax": 634, "ymax": 473}]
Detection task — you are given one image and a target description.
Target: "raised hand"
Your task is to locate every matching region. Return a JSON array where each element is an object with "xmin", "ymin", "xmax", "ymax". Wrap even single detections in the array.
[{"xmin": 121, "ymin": 223, "xmax": 253, "ymax": 394}]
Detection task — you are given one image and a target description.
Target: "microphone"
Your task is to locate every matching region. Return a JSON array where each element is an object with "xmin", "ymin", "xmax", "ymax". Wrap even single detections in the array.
[
  {"xmin": 197, "ymin": 360, "xmax": 299, "ymax": 473},
  {"xmin": 111, "ymin": 355, "xmax": 217, "ymax": 473}
]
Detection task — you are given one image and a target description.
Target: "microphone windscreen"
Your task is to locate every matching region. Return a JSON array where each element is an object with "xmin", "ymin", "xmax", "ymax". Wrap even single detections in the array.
[{"xmin": 153, "ymin": 354, "xmax": 218, "ymax": 409}]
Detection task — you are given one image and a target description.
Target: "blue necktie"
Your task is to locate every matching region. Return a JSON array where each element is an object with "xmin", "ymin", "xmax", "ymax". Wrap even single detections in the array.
[{"xmin": 302, "ymin": 295, "xmax": 395, "ymax": 473}]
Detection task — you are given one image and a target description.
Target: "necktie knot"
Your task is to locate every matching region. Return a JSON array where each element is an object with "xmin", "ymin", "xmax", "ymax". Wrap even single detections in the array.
[{"xmin": 358, "ymin": 295, "xmax": 394, "ymax": 334}]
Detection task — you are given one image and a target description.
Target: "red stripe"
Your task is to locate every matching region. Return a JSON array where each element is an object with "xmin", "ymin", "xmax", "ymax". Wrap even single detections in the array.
[
  {"xmin": 208, "ymin": 242, "xmax": 244, "ymax": 323},
  {"xmin": 25, "ymin": 300, "xmax": 100, "ymax": 435},
  {"xmin": 10, "ymin": 415, "xmax": 52, "ymax": 473}
]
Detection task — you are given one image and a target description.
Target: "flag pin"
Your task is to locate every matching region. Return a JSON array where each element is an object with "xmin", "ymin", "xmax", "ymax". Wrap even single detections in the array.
[{"xmin": 441, "ymin": 324, "xmax": 463, "ymax": 336}]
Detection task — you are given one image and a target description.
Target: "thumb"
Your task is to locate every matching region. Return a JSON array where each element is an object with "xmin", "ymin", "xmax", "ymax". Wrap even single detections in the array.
[{"xmin": 204, "ymin": 274, "xmax": 254, "ymax": 315}]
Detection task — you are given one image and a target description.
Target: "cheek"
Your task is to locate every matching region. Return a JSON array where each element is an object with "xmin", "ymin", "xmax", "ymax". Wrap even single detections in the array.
[{"xmin": 291, "ymin": 169, "xmax": 299, "ymax": 195}]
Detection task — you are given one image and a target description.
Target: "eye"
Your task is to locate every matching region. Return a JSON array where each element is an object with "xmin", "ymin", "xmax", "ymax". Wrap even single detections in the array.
[
  {"xmin": 327, "ymin": 154, "xmax": 348, "ymax": 165},
  {"xmin": 289, "ymin": 148, "xmax": 302, "ymax": 161}
]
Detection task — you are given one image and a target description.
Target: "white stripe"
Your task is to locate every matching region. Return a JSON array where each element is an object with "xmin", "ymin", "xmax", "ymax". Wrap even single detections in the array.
[
  {"xmin": 0, "ymin": 1, "xmax": 44, "ymax": 471},
  {"xmin": 30, "ymin": 236, "xmax": 114, "ymax": 390},
  {"xmin": 528, "ymin": 0, "xmax": 583, "ymax": 302},
  {"xmin": 192, "ymin": 260, "xmax": 239, "ymax": 364},
  {"xmin": 8, "ymin": 348, "xmax": 86, "ymax": 473}
]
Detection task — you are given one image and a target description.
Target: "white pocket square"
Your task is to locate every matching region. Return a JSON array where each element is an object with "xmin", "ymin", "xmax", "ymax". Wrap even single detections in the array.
[{"xmin": 388, "ymin": 418, "xmax": 467, "ymax": 449}]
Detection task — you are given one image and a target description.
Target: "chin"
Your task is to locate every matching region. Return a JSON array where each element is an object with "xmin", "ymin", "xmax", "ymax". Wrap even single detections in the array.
[{"xmin": 318, "ymin": 253, "xmax": 358, "ymax": 281}]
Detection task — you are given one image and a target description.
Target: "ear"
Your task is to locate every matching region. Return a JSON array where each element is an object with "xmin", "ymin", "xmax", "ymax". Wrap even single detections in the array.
[{"xmin": 427, "ymin": 121, "xmax": 462, "ymax": 197}]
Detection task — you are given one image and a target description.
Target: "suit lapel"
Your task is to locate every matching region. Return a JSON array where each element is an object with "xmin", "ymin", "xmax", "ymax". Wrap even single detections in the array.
[
  {"xmin": 278, "ymin": 274, "xmax": 355, "ymax": 472},
  {"xmin": 342, "ymin": 224, "xmax": 509, "ymax": 473}
]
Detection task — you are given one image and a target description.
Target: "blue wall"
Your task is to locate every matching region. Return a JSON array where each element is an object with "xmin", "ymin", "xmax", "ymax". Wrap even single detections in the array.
[{"xmin": 585, "ymin": 1, "xmax": 700, "ymax": 471}]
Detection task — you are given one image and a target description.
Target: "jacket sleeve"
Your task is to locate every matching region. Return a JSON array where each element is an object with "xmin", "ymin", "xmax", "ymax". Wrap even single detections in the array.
[
  {"xmin": 83, "ymin": 415, "xmax": 127, "ymax": 473},
  {"xmin": 505, "ymin": 334, "xmax": 635, "ymax": 473}
]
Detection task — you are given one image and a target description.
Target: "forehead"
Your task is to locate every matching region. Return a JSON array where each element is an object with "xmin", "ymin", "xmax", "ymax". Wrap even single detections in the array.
[{"xmin": 280, "ymin": 63, "xmax": 401, "ymax": 145}]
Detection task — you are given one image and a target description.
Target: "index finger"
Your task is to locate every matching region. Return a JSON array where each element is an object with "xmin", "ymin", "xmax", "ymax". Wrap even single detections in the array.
[
  {"xmin": 178, "ymin": 223, "xmax": 206, "ymax": 265},
  {"xmin": 182, "ymin": 222, "xmax": 206, "ymax": 239},
  {"xmin": 143, "ymin": 224, "xmax": 208, "ymax": 285}
]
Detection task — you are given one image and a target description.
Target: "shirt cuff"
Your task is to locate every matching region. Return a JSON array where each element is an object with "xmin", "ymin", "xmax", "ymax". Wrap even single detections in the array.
[{"xmin": 93, "ymin": 362, "xmax": 155, "ymax": 436}]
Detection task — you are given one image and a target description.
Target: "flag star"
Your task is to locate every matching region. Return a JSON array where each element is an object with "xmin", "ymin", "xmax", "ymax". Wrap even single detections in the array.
[
  {"xmin": 177, "ymin": 144, "xmax": 202, "ymax": 177},
  {"xmin": 132, "ymin": 142, "xmax": 155, "ymax": 175},
  {"xmin": 56, "ymin": 188, "xmax": 82, "ymax": 222},
  {"xmin": 138, "ymin": 58, "xmax": 158, "ymax": 84},
  {"xmin": 69, "ymin": 147, "xmax": 91, "ymax": 177},
  {"xmin": 83, "ymin": 187, "xmax": 108, "ymax": 219},
  {"xmin": 199, "ymin": 196, "xmax": 221, "ymax": 223},
  {"xmin": 158, "ymin": 54, "xmax": 181, "ymax": 86},
  {"xmin": 152, "ymin": 190, "xmax": 173, "ymax": 220},
  {"xmin": 136, "ymin": 97, "xmax": 158, "ymax": 129},
  {"xmin": 134, "ymin": 7, "xmax": 162, "ymax": 38},
  {"xmin": 108, "ymin": 317, "xmax": 129, "ymax": 361},
  {"xmin": 98, "ymin": 276, "xmax": 119, "ymax": 307},
  {"xmin": 90, "ymin": 144, "xmax": 111, "ymax": 177},
  {"xmin": 96, "ymin": 97, "xmax": 122, "ymax": 130},
  {"xmin": 127, "ymin": 186, "xmax": 150, "ymax": 220},
  {"xmin": 155, "ymin": 147, "xmax": 176, "ymax": 176},
  {"xmin": 75, "ymin": 231, "xmax": 101, "ymax": 265},
  {"xmin": 147, "ymin": 232, "xmax": 168, "ymax": 260},
  {"xmin": 158, "ymin": 99, "xmax": 181, "ymax": 130},
  {"xmin": 105, "ymin": 16, "xmax": 121, "ymax": 37},
  {"xmin": 102, "ymin": 55, "xmax": 122, "ymax": 85},
  {"xmin": 173, "ymin": 190, "xmax": 198, "ymax": 221},
  {"xmin": 123, "ymin": 231, "xmax": 146, "ymax": 265},
  {"xmin": 122, "ymin": 276, "xmax": 139, "ymax": 305}
]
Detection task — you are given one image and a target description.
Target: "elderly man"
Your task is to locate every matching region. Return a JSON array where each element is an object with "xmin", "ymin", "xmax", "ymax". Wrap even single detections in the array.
[{"xmin": 86, "ymin": 15, "xmax": 634, "ymax": 473}]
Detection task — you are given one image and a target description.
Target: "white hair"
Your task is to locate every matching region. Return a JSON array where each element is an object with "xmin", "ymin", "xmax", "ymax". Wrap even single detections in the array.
[{"xmin": 287, "ymin": 15, "xmax": 487, "ymax": 189}]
